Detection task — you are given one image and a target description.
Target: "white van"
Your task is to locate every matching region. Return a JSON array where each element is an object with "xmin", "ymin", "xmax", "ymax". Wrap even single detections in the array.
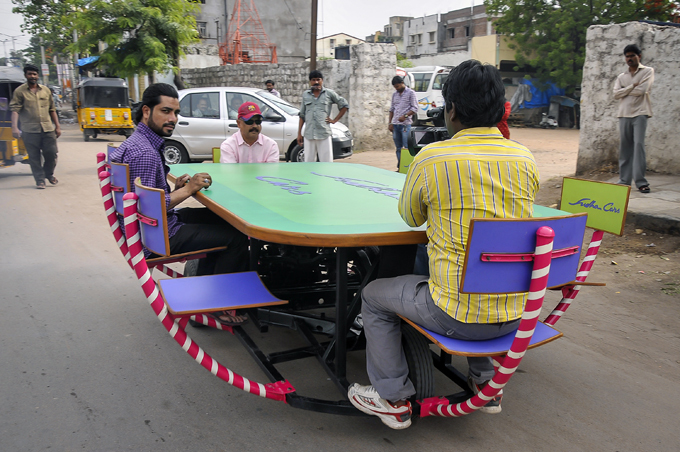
[{"xmin": 404, "ymin": 66, "xmax": 450, "ymax": 123}]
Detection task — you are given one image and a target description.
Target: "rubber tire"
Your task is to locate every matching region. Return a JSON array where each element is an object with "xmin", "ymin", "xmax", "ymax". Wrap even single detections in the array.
[
  {"xmin": 93, "ymin": 131, "xmax": 98, "ymax": 139},
  {"xmin": 290, "ymin": 144, "xmax": 304, "ymax": 162},
  {"xmin": 163, "ymin": 141, "xmax": 190, "ymax": 165},
  {"xmin": 83, "ymin": 131, "xmax": 90, "ymax": 142},
  {"xmin": 184, "ymin": 260, "xmax": 206, "ymax": 328},
  {"xmin": 401, "ymin": 323, "xmax": 435, "ymax": 402}
]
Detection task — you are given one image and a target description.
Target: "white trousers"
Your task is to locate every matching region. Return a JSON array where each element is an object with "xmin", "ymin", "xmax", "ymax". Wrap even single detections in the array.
[{"xmin": 304, "ymin": 137, "xmax": 333, "ymax": 162}]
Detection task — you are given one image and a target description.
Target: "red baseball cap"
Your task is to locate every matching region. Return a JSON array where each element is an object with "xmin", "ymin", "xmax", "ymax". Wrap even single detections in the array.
[{"xmin": 237, "ymin": 102, "xmax": 262, "ymax": 120}]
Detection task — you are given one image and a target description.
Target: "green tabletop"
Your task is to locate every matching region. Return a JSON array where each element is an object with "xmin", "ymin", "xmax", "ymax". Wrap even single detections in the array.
[
  {"xmin": 170, "ymin": 162, "xmax": 428, "ymax": 247},
  {"xmin": 170, "ymin": 162, "xmax": 571, "ymax": 247}
]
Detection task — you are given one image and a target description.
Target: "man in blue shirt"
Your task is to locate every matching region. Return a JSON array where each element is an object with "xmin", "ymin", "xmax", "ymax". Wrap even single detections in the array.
[
  {"xmin": 110, "ymin": 84, "xmax": 249, "ymax": 326},
  {"xmin": 388, "ymin": 76, "xmax": 418, "ymax": 169}
]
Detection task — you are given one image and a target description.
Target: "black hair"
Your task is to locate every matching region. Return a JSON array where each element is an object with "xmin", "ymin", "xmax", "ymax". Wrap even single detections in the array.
[
  {"xmin": 392, "ymin": 76, "xmax": 404, "ymax": 85},
  {"xmin": 265, "ymin": 79, "xmax": 275, "ymax": 85},
  {"xmin": 134, "ymin": 83, "xmax": 178, "ymax": 124},
  {"xmin": 309, "ymin": 70, "xmax": 323, "ymax": 80},
  {"xmin": 623, "ymin": 44, "xmax": 641, "ymax": 56},
  {"xmin": 441, "ymin": 60, "xmax": 506, "ymax": 128},
  {"xmin": 23, "ymin": 64, "xmax": 40, "ymax": 75}
]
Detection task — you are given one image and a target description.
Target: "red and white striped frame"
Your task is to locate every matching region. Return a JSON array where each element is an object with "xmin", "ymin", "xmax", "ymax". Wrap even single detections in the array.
[
  {"xmin": 544, "ymin": 229, "xmax": 604, "ymax": 326},
  {"xmin": 419, "ymin": 225, "xmax": 555, "ymax": 418},
  {"xmin": 122, "ymin": 192, "xmax": 294, "ymax": 402}
]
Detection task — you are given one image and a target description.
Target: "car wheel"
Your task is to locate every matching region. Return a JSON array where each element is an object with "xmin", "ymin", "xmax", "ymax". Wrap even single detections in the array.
[
  {"xmin": 163, "ymin": 141, "xmax": 190, "ymax": 165},
  {"xmin": 93, "ymin": 131, "xmax": 98, "ymax": 139},
  {"xmin": 290, "ymin": 144, "xmax": 305, "ymax": 162},
  {"xmin": 83, "ymin": 131, "xmax": 89, "ymax": 142}
]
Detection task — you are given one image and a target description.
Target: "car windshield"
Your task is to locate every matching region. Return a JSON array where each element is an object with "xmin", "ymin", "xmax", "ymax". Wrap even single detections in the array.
[{"xmin": 256, "ymin": 90, "xmax": 299, "ymax": 115}]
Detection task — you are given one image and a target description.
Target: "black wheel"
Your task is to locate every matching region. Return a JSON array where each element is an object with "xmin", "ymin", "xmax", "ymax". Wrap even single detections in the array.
[
  {"xmin": 290, "ymin": 144, "xmax": 304, "ymax": 162},
  {"xmin": 184, "ymin": 260, "xmax": 206, "ymax": 328},
  {"xmin": 83, "ymin": 131, "xmax": 90, "ymax": 142},
  {"xmin": 163, "ymin": 141, "xmax": 190, "ymax": 165},
  {"xmin": 92, "ymin": 131, "xmax": 98, "ymax": 139},
  {"xmin": 401, "ymin": 323, "xmax": 435, "ymax": 402}
]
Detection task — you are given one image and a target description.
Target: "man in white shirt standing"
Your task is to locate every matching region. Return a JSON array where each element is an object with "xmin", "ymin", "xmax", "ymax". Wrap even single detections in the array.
[
  {"xmin": 220, "ymin": 102, "xmax": 279, "ymax": 163},
  {"xmin": 613, "ymin": 44, "xmax": 654, "ymax": 193}
]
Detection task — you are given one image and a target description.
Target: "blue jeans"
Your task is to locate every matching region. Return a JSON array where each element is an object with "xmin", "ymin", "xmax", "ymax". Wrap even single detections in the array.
[{"xmin": 392, "ymin": 124, "xmax": 411, "ymax": 169}]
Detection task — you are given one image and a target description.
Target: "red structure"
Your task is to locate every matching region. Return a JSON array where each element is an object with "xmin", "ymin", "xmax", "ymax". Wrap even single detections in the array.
[{"xmin": 219, "ymin": 0, "xmax": 278, "ymax": 64}]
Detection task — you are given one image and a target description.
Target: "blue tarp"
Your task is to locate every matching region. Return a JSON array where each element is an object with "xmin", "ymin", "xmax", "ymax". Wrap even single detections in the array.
[
  {"xmin": 520, "ymin": 79, "xmax": 565, "ymax": 109},
  {"xmin": 77, "ymin": 56, "xmax": 99, "ymax": 67}
]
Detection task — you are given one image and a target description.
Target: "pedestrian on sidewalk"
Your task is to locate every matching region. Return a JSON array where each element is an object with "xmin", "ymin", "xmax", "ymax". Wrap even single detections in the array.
[
  {"xmin": 10, "ymin": 64, "xmax": 61, "ymax": 189},
  {"xmin": 297, "ymin": 70, "xmax": 348, "ymax": 162},
  {"xmin": 613, "ymin": 44, "xmax": 654, "ymax": 193},
  {"xmin": 388, "ymin": 75, "xmax": 418, "ymax": 170}
]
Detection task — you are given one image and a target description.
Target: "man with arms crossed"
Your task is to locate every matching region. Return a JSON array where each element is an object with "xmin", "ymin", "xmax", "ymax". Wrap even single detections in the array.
[
  {"xmin": 297, "ymin": 70, "xmax": 348, "ymax": 162},
  {"xmin": 220, "ymin": 102, "xmax": 279, "ymax": 163},
  {"xmin": 110, "ymin": 83, "xmax": 249, "ymax": 326},
  {"xmin": 388, "ymin": 75, "xmax": 418, "ymax": 170},
  {"xmin": 348, "ymin": 60, "xmax": 540, "ymax": 429},
  {"xmin": 10, "ymin": 64, "xmax": 61, "ymax": 189},
  {"xmin": 613, "ymin": 44, "xmax": 654, "ymax": 193}
]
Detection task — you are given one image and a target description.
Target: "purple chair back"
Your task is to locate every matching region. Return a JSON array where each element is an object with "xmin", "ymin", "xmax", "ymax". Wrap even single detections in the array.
[
  {"xmin": 109, "ymin": 162, "xmax": 130, "ymax": 216},
  {"xmin": 134, "ymin": 177, "xmax": 171, "ymax": 256},
  {"xmin": 460, "ymin": 214, "xmax": 587, "ymax": 294}
]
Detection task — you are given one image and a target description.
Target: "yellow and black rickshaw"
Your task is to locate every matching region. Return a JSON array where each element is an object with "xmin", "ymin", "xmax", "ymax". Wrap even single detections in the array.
[
  {"xmin": 76, "ymin": 77, "xmax": 134, "ymax": 141},
  {"xmin": 0, "ymin": 66, "xmax": 28, "ymax": 169}
]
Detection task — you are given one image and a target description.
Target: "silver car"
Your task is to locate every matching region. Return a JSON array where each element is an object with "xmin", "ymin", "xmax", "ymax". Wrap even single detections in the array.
[{"xmin": 163, "ymin": 87, "xmax": 353, "ymax": 164}]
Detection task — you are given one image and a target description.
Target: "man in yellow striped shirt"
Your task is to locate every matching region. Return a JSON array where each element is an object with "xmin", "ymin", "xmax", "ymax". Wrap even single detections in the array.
[{"xmin": 349, "ymin": 60, "xmax": 540, "ymax": 429}]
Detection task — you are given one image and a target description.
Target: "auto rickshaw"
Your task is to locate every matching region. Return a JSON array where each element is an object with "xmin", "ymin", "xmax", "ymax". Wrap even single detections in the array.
[
  {"xmin": 76, "ymin": 77, "xmax": 134, "ymax": 141},
  {"xmin": 0, "ymin": 66, "xmax": 28, "ymax": 169}
]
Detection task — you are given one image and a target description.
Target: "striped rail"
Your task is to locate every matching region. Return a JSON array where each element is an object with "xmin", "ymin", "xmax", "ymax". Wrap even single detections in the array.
[
  {"xmin": 544, "ymin": 229, "xmax": 604, "ymax": 326},
  {"xmin": 419, "ymin": 225, "xmax": 555, "ymax": 417},
  {"xmin": 122, "ymin": 192, "xmax": 294, "ymax": 402}
]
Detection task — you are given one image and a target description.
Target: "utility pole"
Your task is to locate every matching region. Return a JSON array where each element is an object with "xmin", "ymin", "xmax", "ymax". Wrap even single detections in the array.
[{"xmin": 310, "ymin": 0, "xmax": 317, "ymax": 71}]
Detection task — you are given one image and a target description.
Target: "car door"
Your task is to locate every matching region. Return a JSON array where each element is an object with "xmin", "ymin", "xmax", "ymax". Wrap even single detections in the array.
[
  {"xmin": 175, "ymin": 91, "xmax": 226, "ymax": 159},
  {"xmin": 225, "ymin": 92, "xmax": 286, "ymax": 155}
]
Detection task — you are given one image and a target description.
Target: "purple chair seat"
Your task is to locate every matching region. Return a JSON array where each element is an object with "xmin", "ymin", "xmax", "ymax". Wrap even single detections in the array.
[
  {"xmin": 401, "ymin": 317, "xmax": 562, "ymax": 357},
  {"xmin": 159, "ymin": 271, "xmax": 287, "ymax": 316}
]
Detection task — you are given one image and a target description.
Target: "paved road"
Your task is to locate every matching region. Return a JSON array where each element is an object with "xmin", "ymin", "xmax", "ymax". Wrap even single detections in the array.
[{"xmin": 0, "ymin": 124, "xmax": 677, "ymax": 451}]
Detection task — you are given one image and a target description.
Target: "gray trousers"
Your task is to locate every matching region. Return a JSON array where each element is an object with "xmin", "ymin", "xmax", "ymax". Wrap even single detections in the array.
[
  {"xmin": 617, "ymin": 116, "xmax": 648, "ymax": 188},
  {"xmin": 22, "ymin": 131, "xmax": 59, "ymax": 184},
  {"xmin": 362, "ymin": 275, "xmax": 520, "ymax": 402}
]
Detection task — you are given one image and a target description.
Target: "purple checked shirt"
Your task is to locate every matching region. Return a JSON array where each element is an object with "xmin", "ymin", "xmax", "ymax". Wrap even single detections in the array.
[
  {"xmin": 390, "ymin": 86, "xmax": 419, "ymax": 126},
  {"xmin": 109, "ymin": 123, "xmax": 183, "ymax": 246}
]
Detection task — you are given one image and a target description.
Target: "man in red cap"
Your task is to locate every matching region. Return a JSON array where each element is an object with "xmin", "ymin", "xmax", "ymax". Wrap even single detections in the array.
[{"xmin": 219, "ymin": 102, "xmax": 279, "ymax": 163}]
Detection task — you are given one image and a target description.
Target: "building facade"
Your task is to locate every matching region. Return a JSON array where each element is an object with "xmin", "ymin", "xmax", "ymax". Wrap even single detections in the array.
[{"xmin": 317, "ymin": 33, "xmax": 365, "ymax": 59}]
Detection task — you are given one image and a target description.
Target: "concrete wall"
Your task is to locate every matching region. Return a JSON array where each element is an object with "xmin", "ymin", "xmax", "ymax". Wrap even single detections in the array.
[
  {"xmin": 577, "ymin": 22, "xmax": 680, "ymax": 175},
  {"xmin": 181, "ymin": 43, "xmax": 397, "ymax": 152},
  {"xmin": 181, "ymin": 44, "xmax": 221, "ymax": 69}
]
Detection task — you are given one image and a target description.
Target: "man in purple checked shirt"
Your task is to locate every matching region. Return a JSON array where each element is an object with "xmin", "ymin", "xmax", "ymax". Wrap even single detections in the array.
[
  {"xmin": 110, "ymin": 83, "xmax": 249, "ymax": 327},
  {"xmin": 388, "ymin": 76, "xmax": 418, "ymax": 170}
]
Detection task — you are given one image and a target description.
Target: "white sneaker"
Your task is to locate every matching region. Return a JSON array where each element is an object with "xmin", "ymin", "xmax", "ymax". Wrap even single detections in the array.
[
  {"xmin": 468, "ymin": 378, "xmax": 503, "ymax": 414},
  {"xmin": 347, "ymin": 383, "xmax": 412, "ymax": 429}
]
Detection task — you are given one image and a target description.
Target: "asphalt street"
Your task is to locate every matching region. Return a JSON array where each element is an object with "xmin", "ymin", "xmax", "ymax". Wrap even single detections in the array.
[{"xmin": 0, "ymin": 124, "xmax": 677, "ymax": 451}]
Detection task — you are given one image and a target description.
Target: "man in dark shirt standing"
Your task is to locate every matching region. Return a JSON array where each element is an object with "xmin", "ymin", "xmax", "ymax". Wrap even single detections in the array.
[
  {"xmin": 10, "ymin": 64, "xmax": 61, "ymax": 189},
  {"xmin": 109, "ymin": 83, "xmax": 249, "ymax": 326}
]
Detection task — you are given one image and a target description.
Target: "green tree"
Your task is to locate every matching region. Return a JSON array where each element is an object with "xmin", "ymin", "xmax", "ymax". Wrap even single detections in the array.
[
  {"xmin": 12, "ymin": 0, "xmax": 84, "ymax": 58},
  {"xmin": 71, "ymin": 0, "xmax": 200, "ymax": 88},
  {"xmin": 484, "ymin": 0, "xmax": 675, "ymax": 92}
]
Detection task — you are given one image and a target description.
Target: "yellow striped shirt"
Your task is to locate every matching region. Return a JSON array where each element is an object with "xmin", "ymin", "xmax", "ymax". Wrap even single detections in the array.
[{"xmin": 399, "ymin": 127, "xmax": 540, "ymax": 323}]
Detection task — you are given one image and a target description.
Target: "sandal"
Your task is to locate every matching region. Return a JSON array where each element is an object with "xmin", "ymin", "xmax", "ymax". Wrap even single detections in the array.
[
  {"xmin": 36, "ymin": 181, "xmax": 46, "ymax": 189},
  {"xmin": 638, "ymin": 185, "xmax": 650, "ymax": 193},
  {"xmin": 209, "ymin": 310, "xmax": 248, "ymax": 327},
  {"xmin": 47, "ymin": 176, "xmax": 58, "ymax": 185}
]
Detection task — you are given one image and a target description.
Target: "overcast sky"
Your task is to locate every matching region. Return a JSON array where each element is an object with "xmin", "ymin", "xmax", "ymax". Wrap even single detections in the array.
[
  {"xmin": 318, "ymin": 0, "xmax": 476, "ymax": 39},
  {"xmin": 0, "ymin": 0, "xmax": 478, "ymax": 59}
]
